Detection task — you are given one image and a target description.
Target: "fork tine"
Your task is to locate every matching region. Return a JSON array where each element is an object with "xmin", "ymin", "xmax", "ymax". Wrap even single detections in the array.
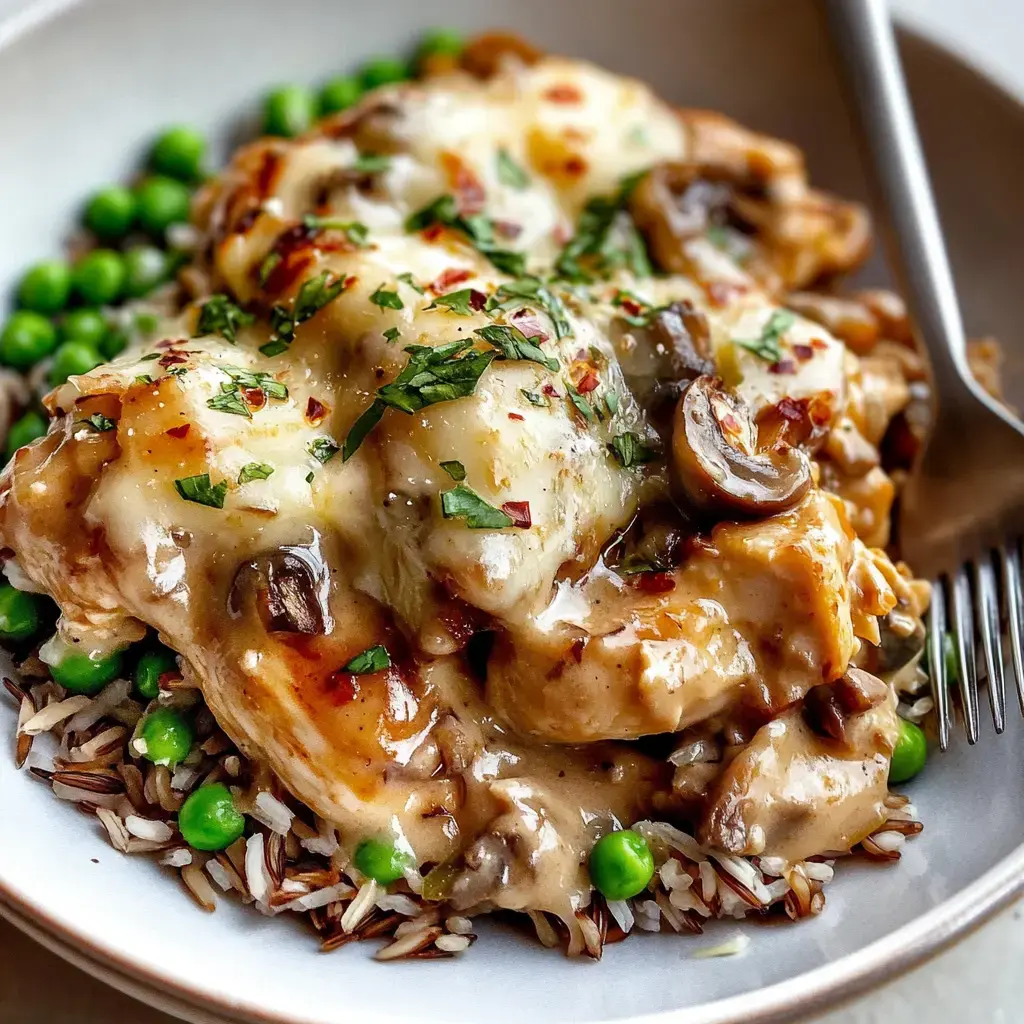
[
  {"xmin": 928, "ymin": 577, "xmax": 951, "ymax": 751},
  {"xmin": 952, "ymin": 566, "xmax": 980, "ymax": 743},
  {"xmin": 1002, "ymin": 543, "xmax": 1024, "ymax": 718},
  {"xmin": 973, "ymin": 555, "xmax": 1005, "ymax": 734}
]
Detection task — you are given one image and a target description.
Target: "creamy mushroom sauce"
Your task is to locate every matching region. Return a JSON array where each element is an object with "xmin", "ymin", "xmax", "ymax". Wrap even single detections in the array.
[{"xmin": 0, "ymin": 50, "xmax": 923, "ymax": 931}]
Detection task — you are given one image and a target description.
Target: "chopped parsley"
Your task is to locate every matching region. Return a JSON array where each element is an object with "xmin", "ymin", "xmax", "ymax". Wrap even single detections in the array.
[
  {"xmin": 405, "ymin": 193, "xmax": 526, "ymax": 276},
  {"xmin": 78, "ymin": 413, "xmax": 116, "ymax": 432},
  {"xmin": 496, "ymin": 148, "xmax": 530, "ymax": 190},
  {"xmin": 196, "ymin": 295, "xmax": 255, "ymax": 343},
  {"xmin": 397, "ymin": 272, "xmax": 425, "ymax": 295},
  {"xmin": 351, "ymin": 153, "xmax": 392, "ymax": 175},
  {"xmin": 611, "ymin": 290, "xmax": 668, "ymax": 328},
  {"xmin": 174, "ymin": 473, "xmax": 227, "ymax": 509},
  {"xmin": 343, "ymin": 340, "xmax": 496, "ymax": 461},
  {"xmin": 566, "ymin": 383, "xmax": 597, "ymax": 423},
  {"xmin": 608, "ymin": 431, "xmax": 657, "ymax": 468},
  {"xmin": 308, "ymin": 437, "xmax": 340, "ymax": 464},
  {"xmin": 426, "ymin": 288, "xmax": 483, "ymax": 316},
  {"xmin": 260, "ymin": 270, "xmax": 349, "ymax": 357},
  {"xmin": 303, "ymin": 216, "xmax": 370, "ymax": 247},
  {"xmin": 521, "ymin": 389, "xmax": 548, "ymax": 407},
  {"xmin": 258, "ymin": 252, "xmax": 283, "ymax": 286},
  {"xmin": 439, "ymin": 460, "xmax": 466, "ymax": 481},
  {"xmin": 238, "ymin": 462, "xmax": 274, "ymax": 484},
  {"xmin": 440, "ymin": 483, "xmax": 514, "ymax": 529},
  {"xmin": 734, "ymin": 310, "xmax": 796, "ymax": 364},
  {"xmin": 475, "ymin": 324, "xmax": 559, "ymax": 371},
  {"xmin": 222, "ymin": 365, "xmax": 288, "ymax": 400},
  {"xmin": 207, "ymin": 389, "xmax": 252, "ymax": 418},
  {"xmin": 369, "ymin": 284, "xmax": 404, "ymax": 310},
  {"xmin": 343, "ymin": 644, "xmax": 391, "ymax": 674},
  {"xmin": 486, "ymin": 276, "xmax": 572, "ymax": 340},
  {"xmin": 383, "ymin": 326, "xmax": 401, "ymax": 343},
  {"xmin": 555, "ymin": 171, "xmax": 651, "ymax": 282},
  {"xmin": 134, "ymin": 374, "xmax": 155, "ymax": 385}
]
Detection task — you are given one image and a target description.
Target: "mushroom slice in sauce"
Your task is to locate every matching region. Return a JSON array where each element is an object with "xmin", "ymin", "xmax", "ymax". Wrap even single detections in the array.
[
  {"xmin": 671, "ymin": 376, "xmax": 812, "ymax": 519},
  {"xmin": 228, "ymin": 544, "xmax": 333, "ymax": 635}
]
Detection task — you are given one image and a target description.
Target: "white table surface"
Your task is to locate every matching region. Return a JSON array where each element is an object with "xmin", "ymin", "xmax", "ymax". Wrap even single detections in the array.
[{"xmin": 0, "ymin": 1, "xmax": 1021, "ymax": 1021}]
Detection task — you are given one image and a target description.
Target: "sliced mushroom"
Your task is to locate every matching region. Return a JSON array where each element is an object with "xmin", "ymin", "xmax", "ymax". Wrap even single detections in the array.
[
  {"xmin": 449, "ymin": 833, "xmax": 512, "ymax": 910},
  {"xmin": 802, "ymin": 667, "xmax": 890, "ymax": 751},
  {"xmin": 228, "ymin": 545, "xmax": 333, "ymax": 635},
  {"xmin": 671, "ymin": 376, "xmax": 811, "ymax": 519}
]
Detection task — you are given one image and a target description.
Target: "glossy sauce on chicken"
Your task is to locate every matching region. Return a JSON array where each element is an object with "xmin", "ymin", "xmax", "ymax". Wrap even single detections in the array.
[{"xmin": 0, "ymin": 41, "xmax": 925, "ymax": 934}]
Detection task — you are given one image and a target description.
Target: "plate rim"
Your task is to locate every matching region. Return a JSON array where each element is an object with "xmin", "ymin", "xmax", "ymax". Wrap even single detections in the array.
[{"xmin": 0, "ymin": 2, "xmax": 1022, "ymax": 1022}]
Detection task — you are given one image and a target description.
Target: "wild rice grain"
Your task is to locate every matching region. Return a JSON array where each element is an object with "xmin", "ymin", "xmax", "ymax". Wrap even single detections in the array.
[
  {"xmin": 181, "ymin": 862, "xmax": 217, "ymax": 912},
  {"xmin": 20, "ymin": 695, "xmax": 91, "ymax": 735},
  {"xmin": 341, "ymin": 880, "xmax": 379, "ymax": 933}
]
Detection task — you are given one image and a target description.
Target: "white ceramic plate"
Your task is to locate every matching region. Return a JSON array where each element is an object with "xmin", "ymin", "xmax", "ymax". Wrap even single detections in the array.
[{"xmin": 2, "ymin": 2, "xmax": 1024, "ymax": 1022}]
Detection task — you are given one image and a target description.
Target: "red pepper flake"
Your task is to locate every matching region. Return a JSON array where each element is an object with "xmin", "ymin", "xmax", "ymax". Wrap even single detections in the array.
[
  {"xmin": 631, "ymin": 571, "xmax": 676, "ymax": 594},
  {"xmin": 618, "ymin": 296, "xmax": 644, "ymax": 317},
  {"xmin": 720, "ymin": 412, "xmax": 741, "ymax": 433},
  {"xmin": 242, "ymin": 387, "xmax": 266, "ymax": 409},
  {"xmin": 774, "ymin": 397, "xmax": 807, "ymax": 423},
  {"xmin": 441, "ymin": 151, "xmax": 486, "ymax": 216},
  {"xmin": 423, "ymin": 223, "xmax": 446, "ymax": 243},
  {"xmin": 508, "ymin": 412, "xmax": 525, "ymax": 422},
  {"xmin": 553, "ymin": 223, "xmax": 573, "ymax": 246},
  {"xmin": 792, "ymin": 344, "xmax": 814, "ymax": 362},
  {"xmin": 541, "ymin": 383, "xmax": 561, "ymax": 397},
  {"xmin": 705, "ymin": 280, "xmax": 747, "ymax": 307},
  {"xmin": 570, "ymin": 637, "xmax": 589, "ymax": 663},
  {"xmin": 305, "ymin": 396, "xmax": 327, "ymax": 424},
  {"xmin": 467, "ymin": 289, "xmax": 488, "ymax": 312},
  {"xmin": 155, "ymin": 337, "xmax": 188, "ymax": 351},
  {"xmin": 326, "ymin": 671, "xmax": 360, "ymax": 706},
  {"xmin": 165, "ymin": 424, "xmax": 191, "ymax": 439},
  {"xmin": 511, "ymin": 308, "xmax": 549, "ymax": 341},
  {"xmin": 494, "ymin": 219, "xmax": 523, "ymax": 240},
  {"xmin": 544, "ymin": 83, "xmax": 583, "ymax": 104},
  {"xmin": 158, "ymin": 352, "xmax": 188, "ymax": 368},
  {"xmin": 158, "ymin": 670, "xmax": 183, "ymax": 688},
  {"xmin": 500, "ymin": 501, "xmax": 532, "ymax": 528},
  {"xmin": 429, "ymin": 267, "xmax": 473, "ymax": 294},
  {"xmin": 563, "ymin": 156, "xmax": 588, "ymax": 178},
  {"xmin": 768, "ymin": 359, "xmax": 797, "ymax": 376},
  {"xmin": 810, "ymin": 337, "xmax": 829, "ymax": 351},
  {"xmin": 576, "ymin": 371, "xmax": 600, "ymax": 394}
]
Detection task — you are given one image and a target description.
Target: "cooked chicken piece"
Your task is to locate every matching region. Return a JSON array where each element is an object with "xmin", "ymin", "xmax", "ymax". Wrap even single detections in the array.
[
  {"xmin": 699, "ymin": 672, "xmax": 899, "ymax": 861},
  {"xmin": 487, "ymin": 490, "xmax": 858, "ymax": 742}
]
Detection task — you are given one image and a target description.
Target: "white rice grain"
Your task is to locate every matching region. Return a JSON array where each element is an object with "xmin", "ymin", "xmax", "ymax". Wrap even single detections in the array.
[
  {"xmin": 758, "ymin": 856, "xmax": 787, "ymax": 877},
  {"xmin": 124, "ymin": 815, "xmax": 174, "ymax": 842},
  {"xmin": 634, "ymin": 901, "xmax": 662, "ymax": 932},
  {"xmin": 435, "ymin": 933, "xmax": 471, "ymax": 954},
  {"xmin": 871, "ymin": 831, "xmax": 906, "ymax": 853},
  {"xmin": 445, "ymin": 915, "xmax": 473, "ymax": 935},
  {"xmin": 376, "ymin": 892, "xmax": 421, "ymax": 916},
  {"xmin": 206, "ymin": 858, "xmax": 235, "ymax": 892},
  {"xmin": 606, "ymin": 899, "xmax": 634, "ymax": 934},
  {"xmin": 803, "ymin": 862, "xmax": 835, "ymax": 884},
  {"xmin": 245, "ymin": 833, "xmax": 272, "ymax": 903},
  {"xmin": 698, "ymin": 860, "xmax": 718, "ymax": 902},
  {"xmin": 341, "ymin": 880, "xmax": 379, "ymax": 933},
  {"xmin": 65, "ymin": 680, "xmax": 130, "ymax": 735},
  {"xmin": 292, "ymin": 880, "xmax": 356, "ymax": 912},
  {"xmin": 20, "ymin": 695, "xmax": 91, "ymax": 736},
  {"xmin": 252, "ymin": 791, "xmax": 294, "ymax": 835},
  {"xmin": 659, "ymin": 858, "xmax": 692, "ymax": 891},
  {"xmin": 634, "ymin": 820, "xmax": 706, "ymax": 862},
  {"xmin": 170, "ymin": 765, "xmax": 200, "ymax": 792},
  {"xmin": 96, "ymin": 808, "xmax": 131, "ymax": 853},
  {"xmin": 692, "ymin": 933, "xmax": 750, "ymax": 959},
  {"xmin": 159, "ymin": 847, "xmax": 192, "ymax": 868}
]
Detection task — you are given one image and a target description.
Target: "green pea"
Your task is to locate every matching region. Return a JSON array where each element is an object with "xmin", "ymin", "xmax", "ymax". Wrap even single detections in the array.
[
  {"xmin": 0, "ymin": 312, "xmax": 58, "ymax": 369},
  {"xmin": 138, "ymin": 707, "xmax": 194, "ymax": 767},
  {"xmin": 150, "ymin": 126, "xmax": 207, "ymax": 182},
  {"xmin": 49, "ymin": 341, "xmax": 104, "ymax": 386},
  {"xmin": 359, "ymin": 57, "xmax": 411, "ymax": 91},
  {"xmin": 71, "ymin": 249, "xmax": 126, "ymax": 306},
  {"xmin": 178, "ymin": 783, "xmax": 246, "ymax": 851},
  {"xmin": 353, "ymin": 837, "xmax": 410, "ymax": 885},
  {"xmin": 50, "ymin": 646, "xmax": 124, "ymax": 696},
  {"xmin": 263, "ymin": 84, "xmax": 316, "ymax": 138},
  {"xmin": 134, "ymin": 644, "xmax": 178, "ymax": 700},
  {"xmin": 84, "ymin": 186, "xmax": 137, "ymax": 242},
  {"xmin": 134, "ymin": 176, "xmax": 191, "ymax": 237},
  {"xmin": 5, "ymin": 410, "xmax": 47, "ymax": 460},
  {"xmin": 123, "ymin": 245, "xmax": 169, "ymax": 298},
  {"xmin": 17, "ymin": 261, "xmax": 72, "ymax": 315},
  {"xmin": 889, "ymin": 717, "xmax": 927, "ymax": 784},
  {"xmin": 417, "ymin": 28, "xmax": 464, "ymax": 60},
  {"xmin": 0, "ymin": 584, "xmax": 42, "ymax": 642},
  {"xmin": 60, "ymin": 309, "xmax": 108, "ymax": 348},
  {"xmin": 588, "ymin": 829, "xmax": 654, "ymax": 901},
  {"xmin": 318, "ymin": 76, "xmax": 362, "ymax": 117}
]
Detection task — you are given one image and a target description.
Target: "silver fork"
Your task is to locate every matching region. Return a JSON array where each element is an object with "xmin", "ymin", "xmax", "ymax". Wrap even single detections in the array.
[{"xmin": 825, "ymin": 0, "xmax": 1024, "ymax": 748}]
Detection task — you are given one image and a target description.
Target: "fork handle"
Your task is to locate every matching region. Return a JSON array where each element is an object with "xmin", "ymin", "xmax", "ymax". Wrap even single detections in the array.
[{"xmin": 823, "ymin": 0, "xmax": 975, "ymax": 389}]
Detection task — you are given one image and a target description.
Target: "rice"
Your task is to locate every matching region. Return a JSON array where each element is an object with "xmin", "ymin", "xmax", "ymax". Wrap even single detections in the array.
[{"xmin": 252, "ymin": 791, "xmax": 294, "ymax": 835}]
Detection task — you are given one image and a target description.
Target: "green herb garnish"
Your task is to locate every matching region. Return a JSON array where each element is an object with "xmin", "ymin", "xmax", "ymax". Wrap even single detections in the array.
[
  {"xmin": 439, "ymin": 460, "xmax": 466, "ymax": 481},
  {"xmin": 383, "ymin": 326, "xmax": 401, "ymax": 343},
  {"xmin": 222, "ymin": 365, "xmax": 288, "ymax": 400},
  {"xmin": 397, "ymin": 272, "xmax": 424, "ymax": 295},
  {"xmin": 351, "ymin": 153, "xmax": 392, "ymax": 175},
  {"xmin": 343, "ymin": 644, "xmax": 391, "ymax": 674},
  {"xmin": 260, "ymin": 270, "xmax": 349, "ymax": 357},
  {"xmin": 734, "ymin": 310, "xmax": 795, "ymax": 364},
  {"xmin": 475, "ymin": 324, "xmax": 559, "ymax": 371},
  {"xmin": 303, "ymin": 216, "xmax": 370, "ymax": 247},
  {"xmin": 308, "ymin": 437, "xmax": 340, "ymax": 464},
  {"xmin": 196, "ymin": 295, "xmax": 255, "ymax": 344},
  {"xmin": 496, "ymin": 148, "xmax": 530, "ymax": 190},
  {"xmin": 440, "ymin": 483, "xmax": 514, "ymax": 529},
  {"xmin": 566, "ymin": 384, "xmax": 597, "ymax": 423},
  {"xmin": 78, "ymin": 413, "xmax": 116, "ymax": 432},
  {"xmin": 207, "ymin": 389, "xmax": 252, "ymax": 418},
  {"xmin": 608, "ymin": 431, "xmax": 657, "ymax": 468},
  {"xmin": 425, "ymin": 288, "xmax": 482, "ymax": 316},
  {"xmin": 174, "ymin": 473, "xmax": 227, "ymax": 509},
  {"xmin": 238, "ymin": 462, "xmax": 274, "ymax": 484},
  {"xmin": 521, "ymin": 389, "xmax": 548, "ymax": 407},
  {"xmin": 486, "ymin": 276, "xmax": 572, "ymax": 340},
  {"xmin": 369, "ymin": 285, "xmax": 404, "ymax": 310}
]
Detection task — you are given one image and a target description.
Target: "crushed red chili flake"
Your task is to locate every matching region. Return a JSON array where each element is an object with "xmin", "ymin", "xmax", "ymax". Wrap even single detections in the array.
[
  {"xmin": 511, "ymin": 308, "xmax": 549, "ymax": 341},
  {"xmin": 508, "ymin": 412, "xmax": 525, "ymax": 422},
  {"xmin": 306, "ymin": 396, "xmax": 327, "ymax": 424},
  {"xmin": 429, "ymin": 267, "xmax": 473, "ymax": 294},
  {"xmin": 544, "ymin": 83, "xmax": 583, "ymax": 104},
  {"xmin": 631, "ymin": 571, "xmax": 676, "ymax": 594},
  {"xmin": 705, "ymin": 280, "xmax": 746, "ymax": 307},
  {"xmin": 158, "ymin": 352, "xmax": 189, "ymax": 368},
  {"xmin": 326, "ymin": 671, "xmax": 360, "ymax": 706},
  {"xmin": 541, "ymin": 383, "xmax": 561, "ymax": 397},
  {"xmin": 570, "ymin": 637, "xmax": 589, "ymax": 663},
  {"xmin": 500, "ymin": 501, "xmax": 532, "ymax": 528},
  {"xmin": 242, "ymin": 387, "xmax": 266, "ymax": 409},
  {"xmin": 155, "ymin": 337, "xmax": 187, "ymax": 351},
  {"xmin": 792, "ymin": 344, "xmax": 814, "ymax": 361},
  {"xmin": 158, "ymin": 670, "xmax": 183, "ymax": 688},
  {"xmin": 720, "ymin": 412, "xmax": 741, "ymax": 433},
  {"xmin": 441, "ymin": 151, "xmax": 486, "ymax": 215},
  {"xmin": 576, "ymin": 371, "xmax": 600, "ymax": 394},
  {"xmin": 467, "ymin": 289, "xmax": 488, "ymax": 312},
  {"xmin": 423, "ymin": 222, "xmax": 446, "ymax": 243},
  {"xmin": 563, "ymin": 156, "xmax": 588, "ymax": 178},
  {"xmin": 618, "ymin": 295, "xmax": 644, "ymax": 317},
  {"xmin": 810, "ymin": 337, "xmax": 829, "ymax": 350},
  {"xmin": 493, "ymin": 219, "xmax": 523, "ymax": 240},
  {"xmin": 165, "ymin": 424, "xmax": 191, "ymax": 439},
  {"xmin": 768, "ymin": 359, "xmax": 797, "ymax": 375}
]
